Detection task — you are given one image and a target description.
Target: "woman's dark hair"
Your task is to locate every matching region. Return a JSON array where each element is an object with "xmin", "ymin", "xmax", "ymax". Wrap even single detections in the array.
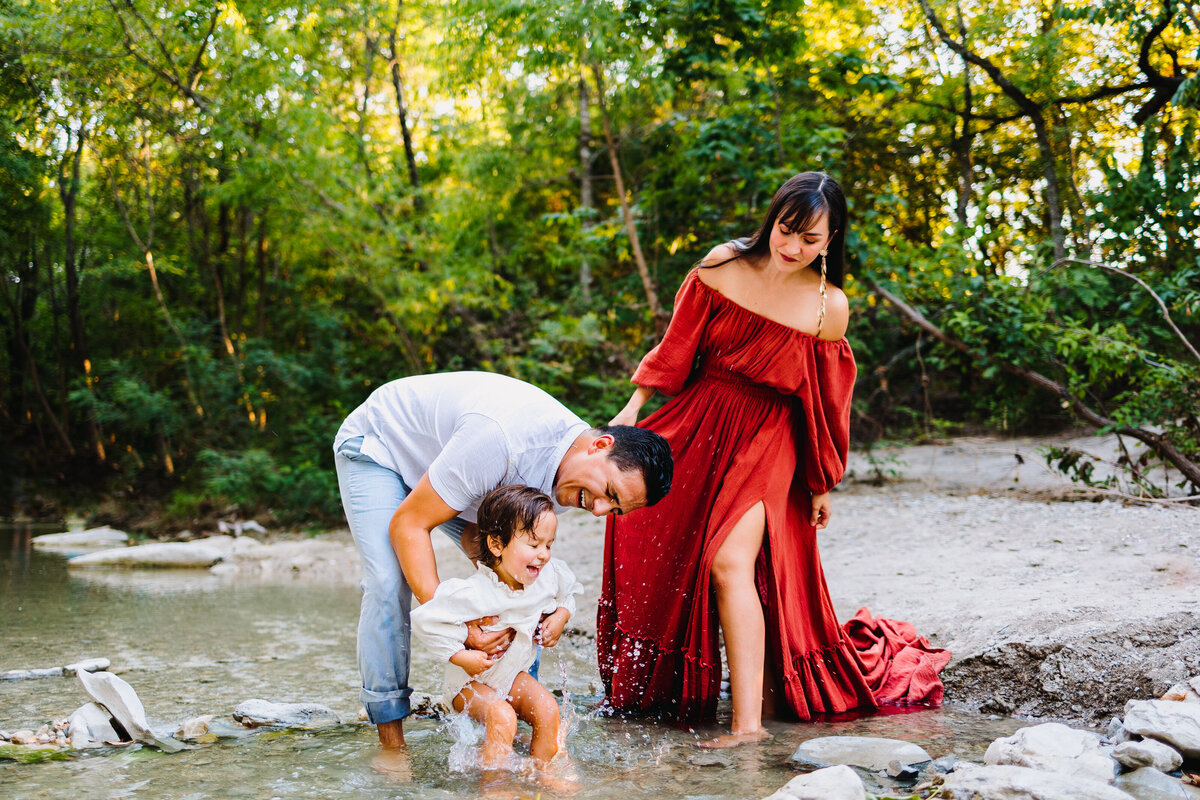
[
  {"xmin": 704, "ymin": 172, "xmax": 848, "ymax": 288},
  {"xmin": 592, "ymin": 425, "xmax": 673, "ymax": 507},
  {"xmin": 477, "ymin": 485, "xmax": 555, "ymax": 567}
]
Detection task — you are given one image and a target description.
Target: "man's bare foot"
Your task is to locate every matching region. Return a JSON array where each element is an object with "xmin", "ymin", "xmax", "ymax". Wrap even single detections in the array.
[
  {"xmin": 695, "ymin": 727, "xmax": 772, "ymax": 749},
  {"xmin": 370, "ymin": 747, "xmax": 412, "ymax": 781}
]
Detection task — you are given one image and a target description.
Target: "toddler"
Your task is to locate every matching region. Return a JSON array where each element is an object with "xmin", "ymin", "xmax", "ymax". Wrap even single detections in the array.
[{"xmin": 411, "ymin": 484, "xmax": 581, "ymax": 768}]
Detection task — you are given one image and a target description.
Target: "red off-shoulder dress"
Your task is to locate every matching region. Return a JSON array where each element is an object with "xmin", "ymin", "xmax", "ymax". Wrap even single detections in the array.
[{"xmin": 599, "ymin": 268, "xmax": 943, "ymax": 723}]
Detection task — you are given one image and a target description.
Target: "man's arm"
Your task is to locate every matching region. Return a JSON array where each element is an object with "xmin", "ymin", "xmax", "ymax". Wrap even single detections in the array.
[{"xmin": 388, "ymin": 472, "xmax": 461, "ymax": 605}]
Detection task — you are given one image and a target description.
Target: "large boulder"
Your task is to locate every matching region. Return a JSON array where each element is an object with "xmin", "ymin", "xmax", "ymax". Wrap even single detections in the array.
[
  {"xmin": 791, "ymin": 736, "xmax": 930, "ymax": 771},
  {"xmin": 763, "ymin": 765, "xmax": 865, "ymax": 800},
  {"xmin": 942, "ymin": 764, "xmax": 1136, "ymax": 800},
  {"xmin": 69, "ymin": 542, "xmax": 224, "ymax": 569},
  {"xmin": 1124, "ymin": 699, "xmax": 1200, "ymax": 759},
  {"xmin": 233, "ymin": 699, "xmax": 341, "ymax": 729},
  {"xmin": 984, "ymin": 723, "xmax": 1116, "ymax": 783},
  {"xmin": 1112, "ymin": 739, "xmax": 1183, "ymax": 773},
  {"xmin": 33, "ymin": 527, "xmax": 128, "ymax": 550}
]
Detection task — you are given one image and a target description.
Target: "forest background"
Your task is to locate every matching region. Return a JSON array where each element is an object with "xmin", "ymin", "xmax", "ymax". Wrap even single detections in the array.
[{"xmin": 2, "ymin": 0, "xmax": 1199, "ymax": 529}]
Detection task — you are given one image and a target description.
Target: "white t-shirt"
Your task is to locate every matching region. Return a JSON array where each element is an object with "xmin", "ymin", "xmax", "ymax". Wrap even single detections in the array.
[
  {"xmin": 411, "ymin": 559, "xmax": 582, "ymax": 703},
  {"xmin": 334, "ymin": 372, "xmax": 588, "ymax": 522}
]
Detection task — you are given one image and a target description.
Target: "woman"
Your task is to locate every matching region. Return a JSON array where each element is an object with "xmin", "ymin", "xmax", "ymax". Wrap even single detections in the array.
[{"xmin": 599, "ymin": 172, "xmax": 940, "ymax": 747}]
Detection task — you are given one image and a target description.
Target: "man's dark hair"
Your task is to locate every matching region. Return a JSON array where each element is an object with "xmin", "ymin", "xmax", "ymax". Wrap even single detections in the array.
[
  {"xmin": 594, "ymin": 425, "xmax": 673, "ymax": 507},
  {"xmin": 477, "ymin": 485, "xmax": 555, "ymax": 568}
]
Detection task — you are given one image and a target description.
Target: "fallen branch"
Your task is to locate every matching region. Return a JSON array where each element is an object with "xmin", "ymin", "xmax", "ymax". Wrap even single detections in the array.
[{"xmin": 869, "ymin": 279, "xmax": 1200, "ymax": 492}]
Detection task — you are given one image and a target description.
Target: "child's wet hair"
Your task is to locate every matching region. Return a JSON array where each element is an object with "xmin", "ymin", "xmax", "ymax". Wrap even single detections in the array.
[{"xmin": 477, "ymin": 485, "xmax": 555, "ymax": 567}]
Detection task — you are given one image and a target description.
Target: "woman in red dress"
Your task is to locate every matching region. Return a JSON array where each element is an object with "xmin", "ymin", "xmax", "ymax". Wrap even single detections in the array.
[{"xmin": 600, "ymin": 172, "xmax": 877, "ymax": 747}]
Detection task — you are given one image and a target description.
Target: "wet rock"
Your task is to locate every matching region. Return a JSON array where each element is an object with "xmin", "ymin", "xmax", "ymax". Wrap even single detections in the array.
[
  {"xmin": 409, "ymin": 691, "xmax": 446, "ymax": 720},
  {"xmin": 175, "ymin": 715, "xmax": 215, "ymax": 741},
  {"xmin": 984, "ymin": 722, "xmax": 1116, "ymax": 783},
  {"xmin": 792, "ymin": 736, "xmax": 930, "ymax": 771},
  {"xmin": 233, "ymin": 699, "xmax": 341, "ymax": 729},
  {"xmin": 1124, "ymin": 699, "xmax": 1200, "ymax": 759},
  {"xmin": 763, "ymin": 765, "xmax": 866, "ymax": 800},
  {"xmin": 0, "ymin": 731, "xmax": 8, "ymax": 741},
  {"xmin": 63, "ymin": 657, "xmax": 110, "ymax": 676},
  {"xmin": 942, "ymin": 764, "xmax": 1137, "ymax": 800},
  {"xmin": 66, "ymin": 703, "xmax": 121, "ymax": 748},
  {"xmin": 1, "ymin": 667, "xmax": 63, "ymax": 680},
  {"xmin": 69, "ymin": 541, "xmax": 224, "ymax": 568},
  {"xmin": 9, "ymin": 730, "xmax": 37, "ymax": 745},
  {"xmin": 933, "ymin": 756, "xmax": 963, "ymax": 773},
  {"xmin": 1162, "ymin": 676, "xmax": 1200, "ymax": 703},
  {"xmin": 885, "ymin": 759, "xmax": 921, "ymax": 782},
  {"xmin": 1114, "ymin": 766, "xmax": 1200, "ymax": 800},
  {"xmin": 1113, "ymin": 739, "xmax": 1184, "ymax": 773},
  {"xmin": 688, "ymin": 753, "xmax": 727, "ymax": 767},
  {"xmin": 77, "ymin": 669, "xmax": 183, "ymax": 752},
  {"xmin": 32, "ymin": 526, "xmax": 128, "ymax": 550}
]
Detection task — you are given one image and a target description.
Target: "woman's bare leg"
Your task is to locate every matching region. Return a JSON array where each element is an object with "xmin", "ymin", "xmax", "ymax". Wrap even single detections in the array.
[
  {"xmin": 506, "ymin": 672, "xmax": 561, "ymax": 765},
  {"xmin": 453, "ymin": 682, "xmax": 518, "ymax": 767},
  {"xmin": 698, "ymin": 501, "xmax": 772, "ymax": 749}
]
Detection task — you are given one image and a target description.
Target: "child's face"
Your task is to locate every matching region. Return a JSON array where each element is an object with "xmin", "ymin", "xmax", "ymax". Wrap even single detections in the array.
[{"xmin": 490, "ymin": 511, "xmax": 557, "ymax": 589}]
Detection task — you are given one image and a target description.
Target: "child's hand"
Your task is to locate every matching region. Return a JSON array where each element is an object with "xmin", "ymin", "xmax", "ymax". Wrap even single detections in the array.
[
  {"xmin": 450, "ymin": 648, "xmax": 496, "ymax": 676},
  {"xmin": 534, "ymin": 608, "xmax": 570, "ymax": 647}
]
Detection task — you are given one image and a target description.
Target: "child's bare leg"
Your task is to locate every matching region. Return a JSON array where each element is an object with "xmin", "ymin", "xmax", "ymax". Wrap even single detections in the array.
[
  {"xmin": 453, "ymin": 682, "xmax": 518, "ymax": 768},
  {"xmin": 506, "ymin": 672, "xmax": 561, "ymax": 766}
]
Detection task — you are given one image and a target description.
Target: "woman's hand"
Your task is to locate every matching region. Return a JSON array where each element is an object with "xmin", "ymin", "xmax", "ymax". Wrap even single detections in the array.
[
  {"xmin": 450, "ymin": 648, "xmax": 496, "ymax": 676},
  {"xmin": 810, "ymin": 492, "xmax": 833, "ymax": 530},
  {"xmin": 534, "ymin": 608, "xmax": 570, "ymax": 648},
  {"xmin": 464, "ymin": 616, "xmax": 515, "ymax": 656},
  {"xmin": 609, "ymin": 407, "xmax": 639, "ymax": 427}
]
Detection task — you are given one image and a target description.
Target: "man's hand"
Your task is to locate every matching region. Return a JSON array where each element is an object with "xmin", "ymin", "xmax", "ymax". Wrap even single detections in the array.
[
  {"xmin": 464, "ymin": 615, "xmax": 515, "ymax": 656},
  {"xmin": 534, "ymin": 608, "xmax": 570, "ymax": 648},
  {"xmin": 449, "ymin": 648, "xmax": 496, "ymax": 676}
]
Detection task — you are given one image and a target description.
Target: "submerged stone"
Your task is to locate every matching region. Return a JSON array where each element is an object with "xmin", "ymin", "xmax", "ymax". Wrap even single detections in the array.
[
  {"xmin": 791, "ymin": 736, "xmax": 930, "ymax": 771},
  {"xmin": 233, "ymin": 699, "xmax": 340, "ymax": 729}
]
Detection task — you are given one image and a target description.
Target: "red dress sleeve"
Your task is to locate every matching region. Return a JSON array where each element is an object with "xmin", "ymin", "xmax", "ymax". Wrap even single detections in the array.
[
  {"xmin": 630, "ymin": 270, "xmax": 712, "ymax": 396},
  {"xmin": 795, "ymin": 340, "xmax": 857, "ymax": 494}
]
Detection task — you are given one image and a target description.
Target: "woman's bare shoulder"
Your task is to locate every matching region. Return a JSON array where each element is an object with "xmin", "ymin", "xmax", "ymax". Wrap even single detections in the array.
[
  {"xmin": 818, "ymin": 285, "xmax": 851, "ymax": 341},
  {"xmin": 696, "ymin": 244, "xmax": 743, "ymax": 291}
]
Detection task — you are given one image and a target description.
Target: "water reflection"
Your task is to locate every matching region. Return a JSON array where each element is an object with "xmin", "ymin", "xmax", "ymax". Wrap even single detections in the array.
[{"xmin": 0, "ymin": 524, "xmax": 1022, "ymax": 799}]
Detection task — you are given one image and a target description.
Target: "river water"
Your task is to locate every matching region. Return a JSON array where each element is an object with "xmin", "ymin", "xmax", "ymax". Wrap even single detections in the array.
[{"xmin": 0, "ymin": 523, "xmax": 1024, "ymax": 799}]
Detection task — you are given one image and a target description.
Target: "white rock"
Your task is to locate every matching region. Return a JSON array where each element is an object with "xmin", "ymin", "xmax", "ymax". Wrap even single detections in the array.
[
  {"xmin": 77, "ymin": 669, "xmax": 182, "ymax": 752},
  {"xmin": 1, "ymin": 667, "xmax": 63, "ymax": 680},
  {"xmin": 763, "ymin": 765, "xmax": 866, "ymax": 800},
  {"xmin": 1113, "ymin": 739, "xmax": 1184, "ymax": 773},
  {"xmin": 9, "ymin": 730, "xmax": 38, "ymax": 745},
  {"xmin": 233, "ymin": 699, "xmax": 340, "ymax": 729},
  {"xmin": 175, "ymin": 715, "xmax": 215, "ymax": 740},
  {"xmin": 1163, "ymin": 676, "xmax": 1200, "ymax": 703},
  {"xmin": 1124, "ymin": 699, "xmax": 1200, "ymax": 759},
  {"xmin": 943, "ymin": 764, "xmax": 1137, "ymax": 800},
  {"xmin": 1114, "ymin": 766, "xmax": 1200, "ymax": 800},
  {"xmin": 791, "ymin": 736, "xmax": 931, "ymax": 771},
  {"xmin": 984, "ymin": 722, "xmax": 1116, "ymax": 783},
  {"xmin": 69, "ymin": 542, "xmax": 224, "ymax": 569},
  {"xmin": 33, "ymin": 527, "xmax": 128, "ymax": 549},
  {"xmin": 63, "ymin": 657, "xmax": 110, "ymax": 676},
  {"xmin": 67, "ymin": 703, "xmax": 120, "ymax": 748}
]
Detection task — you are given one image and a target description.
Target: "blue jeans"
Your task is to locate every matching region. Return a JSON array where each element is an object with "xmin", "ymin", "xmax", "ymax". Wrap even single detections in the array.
[{"xmin": 335, "ymin": 436, "xmax": 467, "ymax": 725}]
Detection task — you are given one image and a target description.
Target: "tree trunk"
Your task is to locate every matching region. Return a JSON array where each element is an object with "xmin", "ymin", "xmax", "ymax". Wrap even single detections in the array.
[
  {"xmin": 578, "ymin": 70, "xmax": 594, "ymax": 297},
  {"xmin": 590, "ymin": 63, "xmax": 666, "ymax": 329},
  {"xmin": 386, "ymin": 21, "xmax": 420, "ymax": 193}
]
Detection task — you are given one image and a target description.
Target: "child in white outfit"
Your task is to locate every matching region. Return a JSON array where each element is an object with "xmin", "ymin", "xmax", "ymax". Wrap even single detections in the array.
[{"xmin": 411, "ymin": 485, "xmax": 582, "ymax": 768}]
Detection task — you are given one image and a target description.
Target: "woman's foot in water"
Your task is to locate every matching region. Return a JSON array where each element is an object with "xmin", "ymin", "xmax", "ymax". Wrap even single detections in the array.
[{"xmin": 695, "ymin": 727, "xmax": 772, "ymax": 749}]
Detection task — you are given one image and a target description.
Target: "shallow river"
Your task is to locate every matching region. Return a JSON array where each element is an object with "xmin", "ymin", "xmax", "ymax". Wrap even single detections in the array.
[{"xmin": 1, "ymin": 523, "xmax": 1024, "ymax": 799}]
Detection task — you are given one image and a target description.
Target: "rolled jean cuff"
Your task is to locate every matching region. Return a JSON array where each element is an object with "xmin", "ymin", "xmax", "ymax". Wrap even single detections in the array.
[{"xmin": 361, "ymin": 687, "xmax": 411, "ymax": 725}]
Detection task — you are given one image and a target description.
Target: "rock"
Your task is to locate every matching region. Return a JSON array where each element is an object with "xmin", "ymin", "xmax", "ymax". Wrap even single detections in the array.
[
  {"xmin": 791, "ymin": 736, "xmax": 931, "ymax": 771},
  {"xmin": 1124, "ymin": 700, "xmax": 1200, "ymax": 759},
  {"xmin": 77, "ymin": 669, "xmax": 183, "ymax": 752},
  {"xmin": 1113, "ymin": 740, "xmax": 1184, "ymax": 773},
  {"xmin": 934, "ymin": 756, "xmax": 963, "ymax": 773},
  {"xmin": 688, "ymin": 752, "xmax": 727, "ymax": 767},
  {"xmin": 175, "ymin": 715, "xmax": 215, "ymax": 741},
  {"xmin": 942, "ymin": 764, "xmax": 1137, "ymax": 800},
  {"xmin": 1, "ymin": 667, "xmax": 63, "ymax": 680},
  {"xmin": 409, "ymin": 691, "xmax": 446, "ymax": 720},
  {"xmin": 1110, "ymin": 717, "xmax": 1136, "ymax": 744},
  {"xmin": 69, "ymin": 541, "xmax": 224, "ymax": 569},
  {"xmin": 9, "ymin": 730, "xmax": 37, "ymax": 745},
  {"xmin": 1163, "ymin": 676, "xmax": 1200, "ymax": 703},
  {"xmin": 1114, "ymin": 766, "xmax": 1200, "ymax": 800},
  {"xmin": 32, "ymin": 526, "xmax": 128, "ymax": 549},
  {"xmin": 984, "ymin": 722, "xmax": 1116, "ymax": 783},
  {"xmin": 763, "ymin": 765, "xmax": 866, "ymax": 800},
  {"xmin": 63, "ymin": 657, "xmax": 110, "ymax": 675},
  {"xmin": 67, "ymin": 702, "xmax": 121, "ymax": 748},
  {"xmin": 886, "ymin": 759, "xmax": 921, "ymax": 781},
  {"xmin": 233, "ymin": 699, "xmax": 341, "ymax": 729}
]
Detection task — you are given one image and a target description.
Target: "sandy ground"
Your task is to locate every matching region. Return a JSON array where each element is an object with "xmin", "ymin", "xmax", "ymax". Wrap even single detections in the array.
[{"xmin": 227, "ymin": 432, "xmax": 1200, "ymax": 725}]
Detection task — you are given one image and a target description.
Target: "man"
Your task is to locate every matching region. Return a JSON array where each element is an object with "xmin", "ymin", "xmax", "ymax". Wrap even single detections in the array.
[{"xmin": 333, "ymin": 371, "xmax": 673, "ymax": 753}]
